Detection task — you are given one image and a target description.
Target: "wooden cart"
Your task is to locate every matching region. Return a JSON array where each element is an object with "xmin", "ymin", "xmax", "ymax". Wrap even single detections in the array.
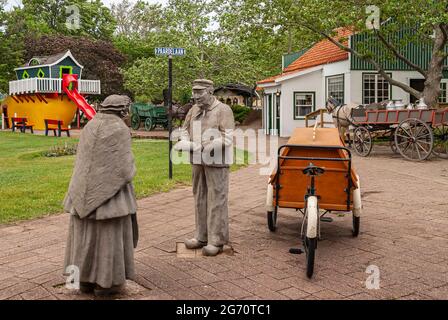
[
  {"xmin": 266, "ymin": 127, "xmax": 362, "ymax": 278},
  {"xmin": 130, "ymin": 103, "xmax": 169, "ymax": 131},
  {"xmin": 351, "ymin": 108, "xmax": 448, "ymax": 161}
]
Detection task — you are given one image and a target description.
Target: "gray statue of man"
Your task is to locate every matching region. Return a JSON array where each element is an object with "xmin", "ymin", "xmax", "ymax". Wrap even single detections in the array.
[
  {"xmin": 174, "ymin": 79, "xmax": 235, "ymax": 256},
  {"xmin": 63, "ymin": 95, "xmax": 138, "ymax": 296}
]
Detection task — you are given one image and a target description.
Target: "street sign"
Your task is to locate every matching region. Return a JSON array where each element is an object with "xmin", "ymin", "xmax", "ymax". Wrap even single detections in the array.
[
  {"xmin": 155, "ymin": 47, "xmax": 186, "ymax": 179},
  {"xmin": 155, "ymin": 47, "xmax": 186, "ymax": 56}
]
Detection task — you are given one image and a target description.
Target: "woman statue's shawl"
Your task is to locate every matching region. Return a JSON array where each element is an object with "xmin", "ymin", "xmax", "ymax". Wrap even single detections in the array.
[{"xmin": 65, "ymin": 113, "xmax": 136, "ymax": 219}]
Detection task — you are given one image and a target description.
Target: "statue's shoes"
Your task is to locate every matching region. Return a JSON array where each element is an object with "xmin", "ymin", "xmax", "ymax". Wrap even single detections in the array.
[
  {"xmin": 94, "ymin": 285, "xmax": 124, "ymax": 297},
  {"xmin": 185, "ymin": 238, "xmax": 207, "ymax": 249},
  {"xmin": 202, "ymin": 244, "xmax": 223, "ymax": 256}
]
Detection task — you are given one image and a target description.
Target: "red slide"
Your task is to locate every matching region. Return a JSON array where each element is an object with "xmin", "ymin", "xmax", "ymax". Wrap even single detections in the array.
[{"xmin": 62, "ymin": 74, "xmax": 96, "ymax": 120}]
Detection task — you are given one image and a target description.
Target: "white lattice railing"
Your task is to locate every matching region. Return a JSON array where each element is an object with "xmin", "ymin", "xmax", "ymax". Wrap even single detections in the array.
[
  {"xmin": 9, "ymin": 78, "xmax": 37, "ymax": 95},
  {"xmin": 79, "ymin": 80, "xmax": 101, "ymax": 95},
  {"xmin": 9, "ymin": 78, "xmax": 101, "ymax": 96},
  {"xmin": 37, "ymin": 78, "xmax": 62, "ymax": 93}
]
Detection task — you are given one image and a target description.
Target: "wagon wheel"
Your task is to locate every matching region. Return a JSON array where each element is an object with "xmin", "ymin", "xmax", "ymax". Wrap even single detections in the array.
[
  {"xmin": 267, "ymin": 207, "xmax": 277, "ymax": 232},
  {"xmin": 131, "ymin": 114, "xmax": 140, "ymax": 130},
  {"xmin": 394, "ymin": 118, "xmax": 433, "ymax": 161},
  {"xmin": 144, "ymin": 117, "xmax": 154, "ymax": 131},
  {"xmin": 432, "ymin": 124, "xmax": 448, "ymax": 159},
  {"xmin": 353, "ymin": 126, "xmax": 373, "ymax": 157}
]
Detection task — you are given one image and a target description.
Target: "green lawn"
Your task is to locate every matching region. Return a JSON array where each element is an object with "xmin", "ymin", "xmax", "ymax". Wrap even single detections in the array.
[{"xmin": 0, "ymin": 132, "xmax": 248, "ymax": 224}]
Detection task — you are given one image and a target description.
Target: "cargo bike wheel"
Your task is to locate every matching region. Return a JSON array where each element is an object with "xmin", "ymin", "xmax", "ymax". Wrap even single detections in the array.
[
  {"xmin": 352, "ymin": 174, "xmax": 362, "ymax": 237},
  {"xmin": 300, "ymin": 164, "xmax": 324, "ymax": 278},
  {"xmin": 353, "ymin": 126, "xmax": 373, "ymax": 157},
  {"xmin": 394, "ymin": 118, "xmax": 433, "ymax": 161},
  {"xmin": 267, "ymin": 208, "xmax": 277, "ymax": 232},
  {"xmin": 266, "ymin": 184, "xmax": 277, "ymax": 232},
  {"xmin": 303, "ymin": 196, "xmax": 318, "ymax": 278},
  {"xmin": 352, "ymin": 216, "xmax": 360, "ymax": 237}
]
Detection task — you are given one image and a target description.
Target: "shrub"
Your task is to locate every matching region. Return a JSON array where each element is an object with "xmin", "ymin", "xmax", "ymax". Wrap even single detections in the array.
[
  {"xmin": 231, "ymin": 104, "xmax": 251, "ymax": 123},
  {"xmin": 43, "ymin": 142, "xmax": 78, "ymax": 157}
]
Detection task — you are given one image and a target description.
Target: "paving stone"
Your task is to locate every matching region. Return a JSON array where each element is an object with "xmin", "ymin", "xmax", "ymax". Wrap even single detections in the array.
[
  {"xmin": 190, "ymin": 285, "xmax": 232, "ymax": 300},
  {"xmin": 20, "ymin": 286, "xmax": 51, "ymax": 300},
  {"xmin": 1, "ymin": 146, "xmax": 448, "ymax": 300},
  {"xmin": 278, "ymin": 287, "xmax": 310, "ymax": 300},
  {"xmin": 210, "ymin": 280, "xmax": 253, "ymax": 299},
  {"xmin": 229, "ymin": 278, "xmax": 288, "ymax": 300},
  {"xmin": 0, "ymin": 281, "xmax": 39, "ymax": 300}
]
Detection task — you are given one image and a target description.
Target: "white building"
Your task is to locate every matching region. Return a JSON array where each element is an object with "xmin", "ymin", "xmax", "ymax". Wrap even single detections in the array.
[{"xmin": 257, "ymin": 29, "xmax": 448, "ymax": 137}]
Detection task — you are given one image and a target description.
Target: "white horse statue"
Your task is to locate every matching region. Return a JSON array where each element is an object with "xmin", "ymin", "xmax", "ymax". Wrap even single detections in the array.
[
  {"xmin": 324, "ymin": 97, "xmax": 359, "ymax": 142},
  {"xmin": 324, "ymin": 96, "xmax": 387, "ymax": 142}
]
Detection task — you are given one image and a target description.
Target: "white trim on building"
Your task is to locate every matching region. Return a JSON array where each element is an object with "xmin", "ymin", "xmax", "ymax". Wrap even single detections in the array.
[{"xmin": 258, "ymin": 61, "xmax": 446, "ymax": 137}]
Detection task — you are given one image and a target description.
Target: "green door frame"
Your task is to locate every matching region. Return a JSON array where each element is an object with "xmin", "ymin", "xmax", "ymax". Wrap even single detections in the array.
[
  {"xmin": 275, "ymin": 93, "xmax": 280, "ymax": 135},
  {"xmin": 59, "ymin": 66, "xmax": 73, "ymax": 78},
  {"xmin": 60, "ymin": 66, "xmax": 73, "ymax": 89},
  {"xmin": 267, "ymin": 94, "xmax": 272, "ymax": 133}
]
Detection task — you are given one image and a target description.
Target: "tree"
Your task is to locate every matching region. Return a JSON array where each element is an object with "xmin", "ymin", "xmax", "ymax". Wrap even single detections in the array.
[
  {"xmin": 24, "ymin": 35, "xmax": 127, "ymax": 98},
  {"xmin": 121, "ymin": 0, "xmax": 316, "ymax": 103},
  {"xmin": 122, "ymin": 0, "xmax": 215, "ymax": 102},
  {"xmin": 282, "ymin": 0, "xmax": 448, "ymax": 107},
  {"xmin": 122, "ymin": 32, "xmax": 205, "ymax": 103},
  {"xmin": 112, "ymin": 0, "xmax": 167, "ymax": 66},
  {"xmin": 12, "ymin": 0, "xmax": 116, "ymax": 40},
  {"xmin": 164, "ymin": 0, "xmax": 214, "ymax": 78},
  {"xmin": 111, "ymin": 0, "xmax": 164, "ymax": 38},
  {"xmin": 214, "ymin": 0, "xmax": 317, "ymax": 86},
  {"xmin": 0, "ymin": 1, "xmax": 24, "ymax": 93}
]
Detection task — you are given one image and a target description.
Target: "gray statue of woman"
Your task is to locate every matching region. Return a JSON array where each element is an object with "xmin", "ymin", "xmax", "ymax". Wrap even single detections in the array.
[
  {"xmin": 63, "ymin": 95, "xmax": 138, "ymax": 296},
  {"xmin": 174, "ymin": 79, "xmax": 234, "ymax": 256}
]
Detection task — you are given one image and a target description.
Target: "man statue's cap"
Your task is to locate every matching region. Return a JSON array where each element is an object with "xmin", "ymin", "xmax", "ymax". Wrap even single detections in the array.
[
  {"xmin": 100, "ymin": 94, "xmax": 132, "ymax": 110},
  {"xmin": 192, "ymin": 79, "xmax": 214, "ymax": 90}
]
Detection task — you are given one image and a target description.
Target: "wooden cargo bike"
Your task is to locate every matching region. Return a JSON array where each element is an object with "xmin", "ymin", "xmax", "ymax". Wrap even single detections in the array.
[{"xmin": 266, "ymin": 127, "xmax": 362, "ymax": 278}]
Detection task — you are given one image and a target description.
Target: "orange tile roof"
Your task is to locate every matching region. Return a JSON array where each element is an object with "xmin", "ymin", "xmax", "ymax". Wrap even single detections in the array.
[
  {"xmin": 257, "ymin": 28, "xmax": 353, "ymax": 84},
  {"xmin": 257, "ymin": 74, "xmax": 282, "ymax": 84},
  {"xmin": 257, "ymin": 70, "xmax": 300, "ymax": 84}
]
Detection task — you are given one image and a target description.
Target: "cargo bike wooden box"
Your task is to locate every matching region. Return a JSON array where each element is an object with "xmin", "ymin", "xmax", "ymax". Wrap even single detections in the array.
[{"xmin": 266, "ymin": 127, "xmax": 362, "ymax": 278}]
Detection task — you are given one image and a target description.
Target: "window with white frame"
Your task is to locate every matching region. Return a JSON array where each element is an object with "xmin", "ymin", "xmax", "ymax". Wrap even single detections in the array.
[
  {"xmin": 439, "ymin": 82, "xmax": 447, "ymax": 103},
  {"xmin": 294, "ymin": 92, "xmax": 314, "ymax": 118},
  {"xmin": 326, "ymin": 74, "xmax": 344, "ymax": 104},
  {"xmin": 363, "ymin": 73, "xmax": 391, "ymax": 104}
]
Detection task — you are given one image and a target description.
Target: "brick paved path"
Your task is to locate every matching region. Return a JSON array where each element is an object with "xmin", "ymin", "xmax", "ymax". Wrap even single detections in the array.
[{"xmin": 1, "ymin": 146, "xmax": 447, "ymax": 300}]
